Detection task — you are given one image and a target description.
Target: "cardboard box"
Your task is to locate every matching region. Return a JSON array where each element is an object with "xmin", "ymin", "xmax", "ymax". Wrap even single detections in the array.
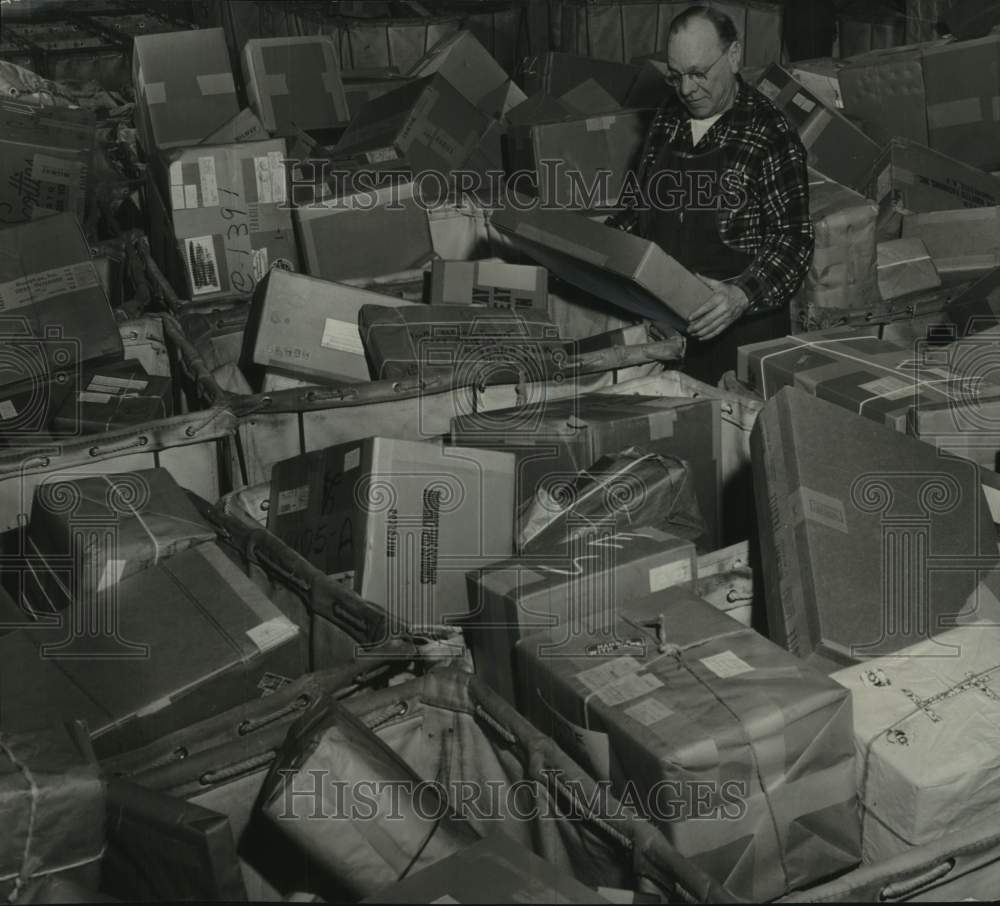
[
  {"xmin": 791, "ymin": 57, "xmax": 845, "ymax": 109},
  {"xmin": 0, "ymin": 213, "xmax": 123, "ymax": 393},
  {"xmin": 738, "ymin": 329, "xmax": 975, "ymax": 432},
  {"xmin": 465, "ymin": 527, "xmax": 697, "ymax": 705},
  {"xmin": 838, "ymin": 42, "xmax": 934, "ymax": 147},
  {"xmin": 268, "ymin": 437, "xmax": 516, "ymax": 627},
  {"xmin": 877, "ymin": 237, "xmax": 941, "ymax": 300},
  {"xmin": 27, "ymin": 467, "xmax": 216, "ymax": 608},
  {"xmin": 751, "ymin": 386, "xmax": 996, "ymax": 667},
  {"xmin": 623, "ymin": 59, "xmax": 674, "ymax": 109},
  {"xmin": 132, "ymin": 28, "xmax": 239, "ymax": 152},
  {"xmin": 902, "ymin": 207, "xmax": 1000, "ymax": 280},
  {"xmin": 407, "ymin": 29, "xmax": 527, "ymax": 118},
  {"xmin": 429, "ymin": 259, "xmax": 548, "ymax": 311},
  {"xmin": 0, "ymin": 723, "xmax": 105, "ymax": 902},
  {"xmin": 243, "ymin": 36, "xmax": 349, "ymax": 136},
  {"xmin": 0, "ymin": 372, "xmax": 74, "ymax": 447},
  {"xmin": 294, "ymin": 179, "xmax": 434, "ymax": 283},
  {"xmin": 343, "ymin": 76, "xmax": 414, "ymax": 121},
  {"xmin": 20, "ymin": 542, "xmax": 304, "ymax": 758},
  {"xmin": 505, "ymin": 91, "xmax": 573, "ymax": 127},
  {"xmin": 507, "ymin": 109, "xmax": 651, "ymax": 212},
  {"xmin": 357, "ymin": 304, "xmax": 567, "ymax": 386},
  {"xmin": 756, "ymin": 64, "xmax": 882, "ymax": 193},
  {"xmin": 0, "ymin": 100, "xmax": 95, "ymax": 226},
  {"xmin": 332, "ymin": 75, "xmax": 496, "ymax": 176},
  {"xmin": 156, "ymin": 139, "xmax": 299, "ymax": 302},
  {"xmin": 559, "ymin": 77, "xmax": 622, "ymax": 115},
  {"xmin": 832, "ymin": 623, "xmax": 1000, "ymax": 862},
  {"xmin": 201, "ymin": 107, "xmax": 268, "ymax": 145},
  {"xmin": 451, "ymin": 392, "xmax": 721, "ymax": 550},
  {"xmin": 803, "ymin": 169, "xmax": 879, "ymax": 311},
  {"xmin": 864, "ymin": 138, "xmax": 1000, "ymax": 240},
  {"xmin": 247, "ymin": 268, "xmax": 418, "ymax": 383},
  {"xmin": 923, "ymin": 34, "xmax": 1000, "ymax": 171},
  {"xmin": 946, "ymin": 266, "xmax": 1000, "ymax": 335},
  {"xmin": 489, "ymin": 205, "xmax": 713, "ymax": 325},
  {"xmin": 521, "ymin": 52, "xmax": 641, "ymax": 107},
  {"xmin": 515, "ymin": 585, "xmax": 860, "ymax": 900},
  {"xmin": 51, "ymin": 359, "xmax": 172, "ymax": 434},
  {"xmin": 104, "ymin": 780, "xmax": 248, "ymax": 902},
  {"xmin": 361, "ymin": 833, "xmax": 611, "ymax": 904}
]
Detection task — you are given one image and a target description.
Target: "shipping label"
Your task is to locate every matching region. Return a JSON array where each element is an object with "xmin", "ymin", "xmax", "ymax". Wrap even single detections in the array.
[
  {"xmin": 277, "ymin": 484, "xmax": 309, "ymax": 515},
  {"xmin": 30, "ymin": 154, "xmax": 83, "ymax": 187},
  {"xmin": 77, "ymin": 391, "xmax": 112, "ymax": 404},
  {"xmin": 320, "ymin": 317, "xmax": 365, "ymax": 356},
  {"xmin": 649, "ymin": 558, "xmax": 692, "ymax": 592},
  {"xmin": 700, "ymin": 650, "xmax": 754, "ymax": 679},
  {"xmin": 594, "ymin": 670, "xmax": 663, "ymax": 706},
  {"xmin": 199, "ymin": 155, "xmax": 219, "ymax": 208},
  {"xmin": 185, "ymin": 235, "xmax": 222, "ymax": 296},
  {"xmin": 625, "ymin": 696, "xmax": 674, "ymax": 727},
  {"xmin": 575, "ymin": 656, "xmax": 643, "ymax": 693},
  {"xmin": 0, "ymin": 261, "xmax": 100, "ymax": 311},
  {"xmin": 246, "ymin": 616, "xmax": 295, "ymax": 652},
  {"xmin": 0, "ymin": 399, "xmax": 16, "ymax": 420}
]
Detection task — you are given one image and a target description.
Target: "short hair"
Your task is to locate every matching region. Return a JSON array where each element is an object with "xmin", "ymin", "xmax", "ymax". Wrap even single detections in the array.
[{"xmin": 668, "ymin": 5, "xmax": 740, "ymax": 49}]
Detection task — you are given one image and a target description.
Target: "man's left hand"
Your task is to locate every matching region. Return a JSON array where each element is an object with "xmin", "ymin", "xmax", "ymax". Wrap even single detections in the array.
[{"xmin": 687, "ymin": 277, "xmax": 750, "ymax": 341}]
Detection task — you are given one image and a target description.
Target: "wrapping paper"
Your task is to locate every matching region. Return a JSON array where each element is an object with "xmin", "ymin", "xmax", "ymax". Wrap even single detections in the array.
[
  {"xmin": 832, "ymin": 623, "xmax": 1000, "ymax": 863},
  {"xmin": 0, "ymin": 723, "xmax": 105, "ymax": 902},
  {"xmin": 517, "ymin": 585, "xmax": 860, "ymax": 901},
  {"xmin": 27, "ymin": 467, "xmax": 216, "ymax": 609},
  {"xmin": 516, "ymin": 447, "xmax": 704, "ymax": 556}
]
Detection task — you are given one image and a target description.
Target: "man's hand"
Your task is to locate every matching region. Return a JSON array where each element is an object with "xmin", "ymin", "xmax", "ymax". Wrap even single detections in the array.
[{"xmin": 687, "ymin": 277, "xmax": 750, "ymax": 341}]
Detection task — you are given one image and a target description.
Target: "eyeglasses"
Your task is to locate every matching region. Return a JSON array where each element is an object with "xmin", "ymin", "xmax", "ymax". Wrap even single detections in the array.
[{"xmin": 663, "ymin": 44, "xmax": 732, "ymax": 88}]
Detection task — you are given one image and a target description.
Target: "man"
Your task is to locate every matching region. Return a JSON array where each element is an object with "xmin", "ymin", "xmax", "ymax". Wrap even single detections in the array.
[{"xmin": 610, "ymin": 5, "xmax": 814, "ymax": 385}]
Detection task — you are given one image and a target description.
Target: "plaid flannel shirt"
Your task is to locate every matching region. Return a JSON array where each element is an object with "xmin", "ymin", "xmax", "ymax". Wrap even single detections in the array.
[{"xmin": 609, "ymin": 77, "xmax": 814, "ymax": 313}]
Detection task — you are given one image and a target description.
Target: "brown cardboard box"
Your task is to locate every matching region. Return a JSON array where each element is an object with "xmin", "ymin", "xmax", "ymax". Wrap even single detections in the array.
[
  {"xmin": 737, "ymin": 329, "xmax": 959, "ymax": 432},
  {"xmin": 507, "ymin": 109, "xmax": 651, "ymax": 212},
  {"xmin": 902, "ymin": 207, "xmax": 1000, "ymax": 281},
  {"xmin": 429, "ymin": 259, "xmax": 548, "ymax": 311},
  {"xmin": 838, "ymin": 42, "xmax": 936, "ymax": 147},
  {"xmin": 27, "ymin": 467, "xmax": 216, "ymax": 608},
  {"xmin": 0, "ymin": 100, "xmax": 95, "ymax": 227},
  {"xmin": 202, "ymin": 108, "xmax": 268, "ymax": 145},
  {"xmin": 451, "ymin": 392, "xmax": 721, "ymax": 550},
  {"xmin": 803, "ymin": 169, "xmax": 879, "ymax": 311},
  {"xmin": 20, "ymin": 542, "xmax": 304, "ymax": 758},
  {"xmin": 521, "ymin": 52, "xmax": 641, "ymax": 107},
  {"xmin": 0, "ymin": 723, "xmax": 105, "ymax": 902},
  {"xmin": 515, "ymin": 584, "xmax": 860, "ymax": 900},
  {"xmin": 247, "ymin": 268, "xmax": 418, "ymax": 383},
  {"xmin": 156, "ymin": 139, "xmax": 299, "ymax": 302},
  {"xmin": 489, "ymin": 205, "xmax": 713, "ymax": 325},
  {"xmin": 623, "ymin": 59, "xmax": 674, "ymax": 109},
  {"xmin": 243, "ymin": 36, "xmax": 349, "ymax": 136},
  {"xmin": 132, "ymin": 28, "xmax": 239, "ymax": 152},
  {"xmin": 876, "ymin": 237, "xmax": 941, "ymax": 300},
  {"xmin": 465, "ymin": 527, "xmax": 698, "ymax": 705},
  {"xmin": 756, "ymin": 64, "xmax": 882, "ymax": 193},
  {"xmin": 268, "ymin": 437, "xmax": 516, "ymax": 627},
  {"xmin": 946, "ymin": 266, "xmax": 1000, "ymax": 335},
  {"xmin": 294, "ymin": 178, "xmax": 434, "ymax": 283},
  {"xmin": 407, "ymin": 29, "xmax": 527, "ymax": 118},
  {"xmin": 343, "ymin": 76, "xmax": 414, "ymax": 121},
  {"xmin": 751, "ymin": 386, "xmax": 996, "ymax": 667},
  {"xmin": 504, "ymin": 91, "xmax": 573, "ymax": 127},
  {"xmin": 362, "ymin": 833, "xmax": 612, "ymax": 904},
  {"xmin": 833, "ymin": 624, "xmax": 1000, "ymax": 863},
  {"xmin": 332, "ymin": 75, "xmax": 496, "ymax": 176},
  {"xmin": 558, "ymin": 78, "xmax": 622, "ymax": 115},
  {"xmin": 791, "ymin": 57, "xmax": 845, "ymax": 109},
  {"xmin": 864, "ymin": 138, "xmax": 1000, "ymax": 240},
  {"xmin": 0, "ymin": 213, "xmax": 123, "ymax": 393},
  {"xmin": 51, "ymin": 358, "xmax": 172, "ymax": 434},
  {"xmin": 923, "ymin": 34, "xmax": 1000, "ymax": 171}
]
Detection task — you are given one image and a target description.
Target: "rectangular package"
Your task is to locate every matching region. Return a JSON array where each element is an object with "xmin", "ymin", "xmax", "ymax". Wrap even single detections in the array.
[
  {"xmin": 750, "ymin": 386, "xmax": 996, "ymax": 668},
  {"xmin": 268, "ymin": 437, "xmax": 516, "ymax": 627},
  {"xmin": 51, "ymin": 359, "xmax": 172, "ymax": 434},
  {"xmin": 466, "ymin": 527, "xmax": 697, "ymax": 705},
  {"xmin": 876, "ymin": 237, "xmax": 941, "ymax": 300},
  {"xmin": 429, "ymin": 259, "xmax": 548, "ymax": 311},
  {"xmin": 515, "ymin": 585, "xmax": 860, "ymax": 900}
]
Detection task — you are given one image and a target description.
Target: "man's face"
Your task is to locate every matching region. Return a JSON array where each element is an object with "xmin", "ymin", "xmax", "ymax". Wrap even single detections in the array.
[{"xmin": 665, "ymin": 19, "xmax": 740, "ymax": 119}]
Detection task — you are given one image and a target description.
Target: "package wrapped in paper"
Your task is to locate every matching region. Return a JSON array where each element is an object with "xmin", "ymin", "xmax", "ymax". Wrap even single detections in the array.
[
  {"xmin": 517, "ymin": 447, "xmax": 704, "ymax": 555},
  {"xmin": 0, "ymin": 723, "xmax": 105, "ymax": 901}
]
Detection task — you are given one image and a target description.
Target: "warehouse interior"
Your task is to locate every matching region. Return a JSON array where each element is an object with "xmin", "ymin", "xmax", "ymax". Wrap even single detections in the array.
[{"xmin": 1, "ymin": 0, "xmax": 1000, "ymax": 902}]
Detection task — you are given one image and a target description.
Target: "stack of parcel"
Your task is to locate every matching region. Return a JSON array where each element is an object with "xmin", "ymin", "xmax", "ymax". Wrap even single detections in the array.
[{"xmin": 2, "ymin": 2, "xmax": 1000, "ymax": 903}]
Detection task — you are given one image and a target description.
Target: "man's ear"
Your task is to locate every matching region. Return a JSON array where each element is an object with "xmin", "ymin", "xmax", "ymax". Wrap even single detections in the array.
[{"xmin": 727, "ymin": 41, "xmax": 743, "ymax": 73}]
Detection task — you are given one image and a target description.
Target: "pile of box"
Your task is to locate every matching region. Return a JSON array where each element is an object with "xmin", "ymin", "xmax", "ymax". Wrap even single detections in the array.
[{"xmin": 10, "ymin": 13, "xmax": 1000, "ymax": 905}]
